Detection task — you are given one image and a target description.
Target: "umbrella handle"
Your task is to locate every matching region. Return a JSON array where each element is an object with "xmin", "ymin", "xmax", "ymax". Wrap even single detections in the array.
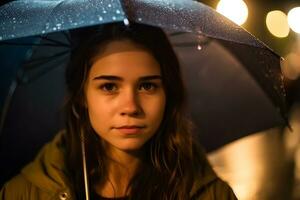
[{"xmin": 80, "ymin": 129, "xmax": 90, "ymax": 200}]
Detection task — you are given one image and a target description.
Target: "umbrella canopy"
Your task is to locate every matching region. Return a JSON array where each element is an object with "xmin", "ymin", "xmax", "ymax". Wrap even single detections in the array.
[{"xmin": 0, "ymin": 0, "xmax": 288, "ymax": 185}]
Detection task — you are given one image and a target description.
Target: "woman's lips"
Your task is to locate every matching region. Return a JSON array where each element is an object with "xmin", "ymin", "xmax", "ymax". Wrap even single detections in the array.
[{"xmin": 115, "ymin": 126, "xmax": 145, "ymax": 135}]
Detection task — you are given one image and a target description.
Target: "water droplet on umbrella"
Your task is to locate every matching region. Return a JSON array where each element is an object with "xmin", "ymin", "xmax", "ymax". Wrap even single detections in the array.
[
  {"xmin": 112, "ymin": 16, "xmax": 116, "ymax": 20},
  {"xmin": 103, "ymin": 10, "xmax": 107, "ymax": 14},
  {"xmin": 108, "ymin": 4, "xmax": 112, "ymax": 8},
  {"xmin": 0, "ymin": 36, "xmax": 2, "ymax": 40},
  {"xmin": 42, "ymin": 30, "xmax": 45, "ymax": 34},
  {"xmin": 116, "ymin": 9, "xmax": 121, "ymax": 14},
  {"xmin": 123, "ymin": 18, "xmax": 129, "ymax": 26},
  {"xmin": 98, "ymin": 16, "xmax": 103, "ymax": 21}
]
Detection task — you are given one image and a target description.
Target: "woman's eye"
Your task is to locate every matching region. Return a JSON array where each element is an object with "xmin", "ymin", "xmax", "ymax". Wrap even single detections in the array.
[
  {"xmin": 139, "ymin": 82, "xmax": 157, "ymax": 92},
  {"xmin": 99, "ymin": 83, "xmax": 118, "ymax": 92}
]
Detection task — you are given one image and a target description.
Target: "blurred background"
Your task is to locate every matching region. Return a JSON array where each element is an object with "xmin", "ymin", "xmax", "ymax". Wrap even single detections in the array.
[{"xmin": 197, "ymin": 0, "xmax": 300, "ymax": 199}]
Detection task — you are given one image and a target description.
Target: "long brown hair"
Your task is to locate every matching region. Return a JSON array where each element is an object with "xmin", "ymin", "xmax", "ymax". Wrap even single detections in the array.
[{"xmin": 65, "ymin": 22, "xmax": 207, "ymax": 199}]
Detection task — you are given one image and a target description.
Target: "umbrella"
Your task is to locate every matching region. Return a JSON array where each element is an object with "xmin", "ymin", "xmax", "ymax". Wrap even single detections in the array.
[{"xmin": 0, "ymin": 0, "xmax": 288, "ymax": 186}]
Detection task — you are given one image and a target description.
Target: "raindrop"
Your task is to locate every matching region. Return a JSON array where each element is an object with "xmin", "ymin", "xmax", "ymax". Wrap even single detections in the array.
[
  {"xmin": 112, "ymin": 16, "xmax": 116, "ymax": 20},
  {"xmin": 0, "ymin": 36, "xmax": 2, "ymax": 40},
  {"xmin": 123, "ymin": 18, "xmax": 130, "ymax": 26},
  {"xmin": 11, "ymin": 34, "xmax": 15, "ymax": 38},
  {"xmin": 56, "ymin": 23, "xmax": 62, "ymax": 27},
  {"xmin": 116, "ymin": 9, "xmax": 121, "ymax": 14},
  {"xmin": 98, "ymin": 16, "xmax": 103, "ymax": 21},
  {"xmin": 53, "ymin": 27, "xmax": 57, "ymax": 31},
  {"xmin": 138, "ymin": 17, "xmax": 142, "ymax": 21},
  {"xmin": 103, "ymin": 10, "xmax": 107, "ymax": 14},
  {"xmin": 12, "ymin": 17, "xmax": 15, "ymax": 20},
  {"xmin": 42, "ymin": 30, "xmax": 46, "ymax": 34},
  {"xmin": 108, "ymin": 4, "xmax": 112, "ymax": 8},
  {"xmin": 197, "ymin": 45, "xmax": 202, "ymax": 50}
]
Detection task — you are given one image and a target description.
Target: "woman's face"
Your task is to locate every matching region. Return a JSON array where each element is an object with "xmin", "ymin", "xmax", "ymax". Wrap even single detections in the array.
[{"xmin": 85, "ymin": 40, "xmax": 166, "ymax": 153}]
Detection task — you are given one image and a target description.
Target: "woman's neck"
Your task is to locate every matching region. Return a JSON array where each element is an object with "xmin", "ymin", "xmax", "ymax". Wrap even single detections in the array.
[{"xmin": 94, "ymin": 147, "xmax": 143, "ymax": 198}]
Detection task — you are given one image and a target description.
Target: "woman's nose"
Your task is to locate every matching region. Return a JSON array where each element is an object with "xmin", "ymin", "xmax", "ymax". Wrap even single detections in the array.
[{"xmin": 120, "ymin": 90, "xmax": 143, "ymax": 117}]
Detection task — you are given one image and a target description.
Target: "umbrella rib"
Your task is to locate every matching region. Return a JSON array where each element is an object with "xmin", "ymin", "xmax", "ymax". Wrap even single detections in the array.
[
  {"xmin": 0, "ymin": 80, "xmax": 18, "ymax": 139},
  {"xmin": 62, "ymin": 31, "xmax": 72, "ymax": 44},
  {"xmin": 21, "ymin": 64, "xmax": 62, "ymax": 84},
  {"xmin": 173, "ymin": 41, "xmax": 211, "ymax": 47},
  {"xmin": 23, "ymin": 50, "xmax": 69, "ymax": 69},
  {"xmin": 169, "ymin": 32, "xmax": 187, "ymax": 37},
  {"xmin": 20, "ymin": 52, "xmax": 69, "ymax": 84},
  {"xmin": 38, "ymin": 36, "xmax": 70, "ymax": 47}
]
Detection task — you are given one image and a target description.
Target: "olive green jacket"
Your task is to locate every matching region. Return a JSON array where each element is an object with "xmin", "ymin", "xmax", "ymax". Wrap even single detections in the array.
[{"xmin": 0, "ymin": 131, "xmax": 237, "ymax": 200}]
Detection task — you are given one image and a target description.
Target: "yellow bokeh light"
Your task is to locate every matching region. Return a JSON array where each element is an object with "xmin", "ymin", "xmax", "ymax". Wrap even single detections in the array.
[
  {"xmin": 288, "ymin": 7, "xmax": 300, "ymax": 33},
  {"xmin": 266, "ymin": 10, "xmax": 289, "ymax": 38},
  {"xmin": 216, "ymin": 0, "xmax": 248, "ymax": 25}
]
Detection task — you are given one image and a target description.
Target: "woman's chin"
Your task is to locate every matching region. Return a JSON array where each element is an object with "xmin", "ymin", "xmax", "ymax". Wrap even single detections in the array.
[{"xmin": 109, "ymin": 139, "xmax": 147, "ymax": 153}]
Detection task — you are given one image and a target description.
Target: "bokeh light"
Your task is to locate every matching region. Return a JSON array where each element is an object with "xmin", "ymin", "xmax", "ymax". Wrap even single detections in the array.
[
  {"xmin": 288, "ymin": 7, "xmax": 300, "ymax": 33},
  {"xmin": 266, "ymin": 10, "xmax": 289, "ymax": 38},
  {"xmin": 216, "ymin": 0, "xmax": 248, "ymax": 25}
]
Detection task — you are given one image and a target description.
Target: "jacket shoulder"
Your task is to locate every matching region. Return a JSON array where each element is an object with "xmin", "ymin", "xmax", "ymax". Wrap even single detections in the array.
[
  {"xmin": 1, "ymin": 173, "xmax": 58, "ymax": 200},
  {"xmin": 1, "ymin": 174, "xmax": 31, "ymax": 199},
  {"xmin": 193, "ymin": 178, "xmax": 238, "ymax": 200},
  {"xmin": 0, "ymin": 130, "xmax": 69, "ymax": 200}
]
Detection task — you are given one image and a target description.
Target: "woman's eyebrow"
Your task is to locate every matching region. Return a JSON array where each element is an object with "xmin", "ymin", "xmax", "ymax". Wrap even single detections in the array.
[
  {"xmin": 93, "ymin": 75, "xmax": 162, "ymax": 81},
  {"xmin": 93, "ymin": 75, "xmax": 122, "ymax": 81},
  {"xmin": 139, "ymin": 75, "xmax": 162, "ymax": 81}
]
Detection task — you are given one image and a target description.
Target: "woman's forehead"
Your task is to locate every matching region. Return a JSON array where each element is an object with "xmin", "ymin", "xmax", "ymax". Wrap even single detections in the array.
[
  {"xmin": 96, "ymin": 39, "xmax": 148, "ymax": 57},
  {"xmin": 89, "ymin": 40, "xmax": 161, "ymax": 78}
]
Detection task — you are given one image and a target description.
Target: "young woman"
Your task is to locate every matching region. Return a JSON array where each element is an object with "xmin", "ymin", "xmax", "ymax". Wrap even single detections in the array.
[{"xmin": 0, "ymin": 22, "xmax": 237, "ymax": 200}]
